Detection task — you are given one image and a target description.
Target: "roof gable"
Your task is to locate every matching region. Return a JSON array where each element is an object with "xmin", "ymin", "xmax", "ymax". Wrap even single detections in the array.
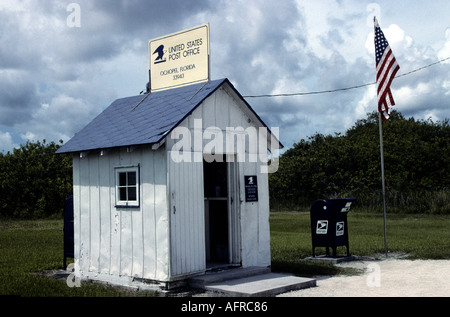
[
  {"xmin": 57, "ymin": 78, "xmax": 281, "ymax": 154},
  {"xmin": 57, "ymin": 79, "xmax": 226, "ymax": 153}
]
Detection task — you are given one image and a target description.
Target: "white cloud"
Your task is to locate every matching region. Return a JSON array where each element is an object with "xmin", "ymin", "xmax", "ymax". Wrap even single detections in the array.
[
  {"xmin": 16, "ymin": 92, "xmax": 110, "ymax": 145},
  {"xmin": 361, "ymin": 17, "xmax": 450, "ymax": 124},
  {"xmin": 356, "ymin": 86, "xmax": 377, "ymax": 118},
  {"xmin": 438, "ymin": 28, "xmax": 450, "ymax": 63},
  {"xmin": 395, "ymin": 84, "xmax": 429, "ymax": 110},
  {"xmin": 0, "ymin": 131, "xmax": 18, "ymax": 153},
  {"xmin": 365, "ymin": 23, "xmax": 413, "ymax": 57},
  {"xmin": 0, "ymin": 0, "xmax": 449, "ymax": 153}
]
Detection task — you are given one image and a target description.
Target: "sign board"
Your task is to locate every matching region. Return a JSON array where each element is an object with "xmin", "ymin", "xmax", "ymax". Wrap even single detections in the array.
[
  {"xmin": 316, "ymin": 220, "xmax": 328, "ymax": 234},
  {"xmin": 149, "ymin": 23, "xmax": 210, "ymax": 92},
  {"xmin": 244, "ymin": 175, "xmax": 258, "ymax": 202}
]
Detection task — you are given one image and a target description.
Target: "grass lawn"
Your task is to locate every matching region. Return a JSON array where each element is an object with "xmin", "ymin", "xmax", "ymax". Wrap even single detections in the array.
[
  {"xmin": 270, "ymin": 211, "xmax": 450, "ymax": 275},
  {"xmin": 0, "ymin": 220, "xmax": 142, "ymax": 296},
  {"xmin": 0, "ymin": 212, "xmax": 449, "ymax": 296}
]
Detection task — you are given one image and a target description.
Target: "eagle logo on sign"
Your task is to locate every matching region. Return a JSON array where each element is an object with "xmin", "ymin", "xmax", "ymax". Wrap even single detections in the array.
[
  {"xmin": 316, "ymin": 220, "xmax": 328, "ymax": 234},
  {"xmin": 153, "ymin": 44, "xmax": 166, "ymax": 64},
  {"xmin": 336, "ymin": 222, "xmax": 344, "ymax": 236}
]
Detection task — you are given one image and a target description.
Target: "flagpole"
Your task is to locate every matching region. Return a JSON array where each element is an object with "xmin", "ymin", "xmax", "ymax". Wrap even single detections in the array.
[
  {"xmin": 374, "ymin": 16, "xmax": 391, "ymax": 258},
  {"xmin": 378, "ymin": 111, "xmax": 388, "ymax": 257}
]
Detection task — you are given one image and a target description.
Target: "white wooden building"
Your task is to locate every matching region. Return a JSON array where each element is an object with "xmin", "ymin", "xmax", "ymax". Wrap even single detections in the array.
[{"xmin": 57, "ymin": 78, "xmax": 282, "ymax": 288}]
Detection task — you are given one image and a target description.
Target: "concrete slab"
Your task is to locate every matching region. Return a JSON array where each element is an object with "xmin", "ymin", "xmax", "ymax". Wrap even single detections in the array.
[
  {"xmin": 189, "ymin": 267, "xmax": 316, "ymax": 297},
  {"xmin": 45, "ymin": 266, "xmax": 316, "ymax": 296},
  {"xmin": 189, "ymin": 266, "xmax": 271, "ymax": 288},
  {"xmin": 204, "ymin": 273, "xmax": 316, "ymax": 297},
  {"xmin": 305, "ymin": 255, "xmax": 357, "ymax": 264}
]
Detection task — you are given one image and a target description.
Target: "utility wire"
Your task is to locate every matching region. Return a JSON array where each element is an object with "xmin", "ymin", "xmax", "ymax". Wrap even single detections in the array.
[{"xmin": 243, "ymin": 56, "xmax": 450, "ymax": 98}]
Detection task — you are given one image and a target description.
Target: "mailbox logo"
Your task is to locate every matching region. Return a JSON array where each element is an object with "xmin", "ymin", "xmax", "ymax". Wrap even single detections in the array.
[
  {"xmin": 336, "ymin": 221, "xmax": 344, "ymax": 236},
  {"xmin": 316, "ymin": 220, "xmax": 328, "ymax": 234}
]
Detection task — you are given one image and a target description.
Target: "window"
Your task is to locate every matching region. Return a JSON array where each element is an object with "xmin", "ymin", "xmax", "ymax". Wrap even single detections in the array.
[{"xmin": 115, "ymin": 166, "xmax": 139, "ymax": 207}]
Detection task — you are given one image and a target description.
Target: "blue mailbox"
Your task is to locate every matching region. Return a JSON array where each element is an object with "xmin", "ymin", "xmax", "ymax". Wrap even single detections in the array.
[{"xmin": 310, "ymin": 198, "xmax": 356, "ymax": 257}]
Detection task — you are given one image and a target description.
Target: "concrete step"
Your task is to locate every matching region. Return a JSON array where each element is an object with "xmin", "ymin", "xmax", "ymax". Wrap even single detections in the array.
[
  {"xmin": 204, "ymin": 273, "xmax": 316, "ymax": 297},
  {"xmin": 189, "ymin": 266, "xmax": 271, "ymax": 288},
  {"xmin": 188, "ymin": 266, "xmax": 316, "ymax": 297}
]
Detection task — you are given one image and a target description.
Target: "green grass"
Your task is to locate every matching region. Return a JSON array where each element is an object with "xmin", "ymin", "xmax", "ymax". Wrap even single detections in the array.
[
  {"xmin": 1, "ymin": 212, "xmax": 449, "ymax": 296},
  {"xmin": 269, "ymin": 211, "xmax": 450, "ymax": 276},
  {"xmin": 0, "ymin": 219, "xmax": 156, "ymax": 297},
  {"xmin": 347, "ymin": 212, "xmax": 450, "ymax": 258}
]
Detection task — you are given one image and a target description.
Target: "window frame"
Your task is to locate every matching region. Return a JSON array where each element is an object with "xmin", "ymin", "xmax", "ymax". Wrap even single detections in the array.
[{"xmin": 114, "ymin": 165, "xmax": 140, "ymax": 208}]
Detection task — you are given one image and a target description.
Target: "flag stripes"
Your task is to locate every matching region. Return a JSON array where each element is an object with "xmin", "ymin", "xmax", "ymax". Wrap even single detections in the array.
[{"xmin": 374, "ymin": 17, "xmax": 400, "ymax": 120}]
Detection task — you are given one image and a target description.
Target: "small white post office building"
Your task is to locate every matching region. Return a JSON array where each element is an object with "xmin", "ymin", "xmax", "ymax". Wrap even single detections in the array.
[{"xmin": 57, "ymin": 78, "xmax": 282, "ymax": 288}]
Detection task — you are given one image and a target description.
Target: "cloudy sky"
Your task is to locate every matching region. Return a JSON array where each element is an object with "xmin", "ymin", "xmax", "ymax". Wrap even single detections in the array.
[{"xmin": 1, "ymin": 0, "xmax": 449, "ymax": 153}]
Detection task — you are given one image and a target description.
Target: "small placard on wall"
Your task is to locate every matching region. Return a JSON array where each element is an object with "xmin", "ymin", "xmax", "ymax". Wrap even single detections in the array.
[{"xmin": 244, "ymin": 175, "xmax": 258, "ymax": 202}]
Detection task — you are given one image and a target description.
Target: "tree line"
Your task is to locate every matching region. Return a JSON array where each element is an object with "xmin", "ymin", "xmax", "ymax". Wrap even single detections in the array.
[
  {"xmin": 1, "ymin": 110, "xmax": 449, "ymax": 218},
  {"xmin": 269, "ymin": 110, "xmax": 450, "ymax": 214},
  {"xmin": 0, "ymin": 140, "xmax": 72, "ymax": 219}
]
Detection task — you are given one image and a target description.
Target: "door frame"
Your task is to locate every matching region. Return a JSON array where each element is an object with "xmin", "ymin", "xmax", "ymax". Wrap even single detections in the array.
[
  {"xmin": 227, "ymin": 156, "xmax": 241, "ymax": 265},
  {"xmin": 203, "ymin": 154, "xmax": 241, "ymax": 267}
]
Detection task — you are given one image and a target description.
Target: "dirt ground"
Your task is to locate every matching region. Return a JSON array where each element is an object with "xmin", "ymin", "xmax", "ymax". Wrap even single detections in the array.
[
  {"xmin": 44, "ymin": 254, "xmax": 449, "ymax": 297},
  {"xmin": 277, "ymin": 257, "xmax": 450, "ymax": 297}
]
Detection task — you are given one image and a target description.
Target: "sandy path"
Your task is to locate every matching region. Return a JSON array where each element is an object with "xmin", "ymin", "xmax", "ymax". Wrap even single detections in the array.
[{"xmin": 278, "ymin": 258, "xmax": 450, "ymax": 297}]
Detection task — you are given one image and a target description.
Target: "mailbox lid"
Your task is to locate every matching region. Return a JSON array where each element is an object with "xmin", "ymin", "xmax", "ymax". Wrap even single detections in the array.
[{"xmin": 325, "ymin": 198, "xmax": 356, "ymax": 213}]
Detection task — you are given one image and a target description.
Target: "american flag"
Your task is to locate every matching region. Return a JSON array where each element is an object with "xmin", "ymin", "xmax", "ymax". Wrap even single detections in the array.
[{"xmin": 374, "ymin": 17, "xmax": 400, "ymax": 120}]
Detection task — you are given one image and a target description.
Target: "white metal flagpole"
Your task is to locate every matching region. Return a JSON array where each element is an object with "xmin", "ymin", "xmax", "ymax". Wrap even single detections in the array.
[
  {"xmin": 378, "ymin": 111, "xmax": 388, "ymax": 257},
  {"xmin": 374, "ymin": 16, "xmax": 397, "ymax": 258}
]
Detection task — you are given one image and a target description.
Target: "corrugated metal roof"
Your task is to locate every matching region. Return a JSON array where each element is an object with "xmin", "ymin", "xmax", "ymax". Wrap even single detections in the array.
[{"xmin": 56, "ymin": 78, "xmax": 248, "ymax": 154}]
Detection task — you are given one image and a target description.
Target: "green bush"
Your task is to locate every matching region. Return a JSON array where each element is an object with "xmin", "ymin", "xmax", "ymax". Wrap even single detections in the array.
[
  {"xmin": 0, "ymin": 140, "xmax": 72, "ymax": 219},
  {"xmin": 270, "ymin": 111, "xmax": 450, "ymax": 214}
]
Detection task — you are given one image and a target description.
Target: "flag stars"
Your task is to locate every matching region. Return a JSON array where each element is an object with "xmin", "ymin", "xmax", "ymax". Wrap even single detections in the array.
[{"xmin": 374, "ymin": 27, "xmax": 390, "ymax": 64}]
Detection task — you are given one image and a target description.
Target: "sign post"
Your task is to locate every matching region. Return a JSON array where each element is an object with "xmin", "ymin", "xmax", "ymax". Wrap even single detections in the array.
[{"xmin": 149, "ymin": 23, "xmax": 210, "ymax": 92}]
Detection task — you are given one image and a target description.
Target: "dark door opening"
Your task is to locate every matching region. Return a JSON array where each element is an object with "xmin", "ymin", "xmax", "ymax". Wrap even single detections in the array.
[{"xmin": 203, "ymin": 156, "xmax": 229, "ymax": 265}]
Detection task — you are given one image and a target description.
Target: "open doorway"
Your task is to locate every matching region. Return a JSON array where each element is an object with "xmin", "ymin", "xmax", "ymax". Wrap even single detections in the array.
[{"xmin": 203, "ymin": 155, "xmax": 240, "ymax": 268}]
